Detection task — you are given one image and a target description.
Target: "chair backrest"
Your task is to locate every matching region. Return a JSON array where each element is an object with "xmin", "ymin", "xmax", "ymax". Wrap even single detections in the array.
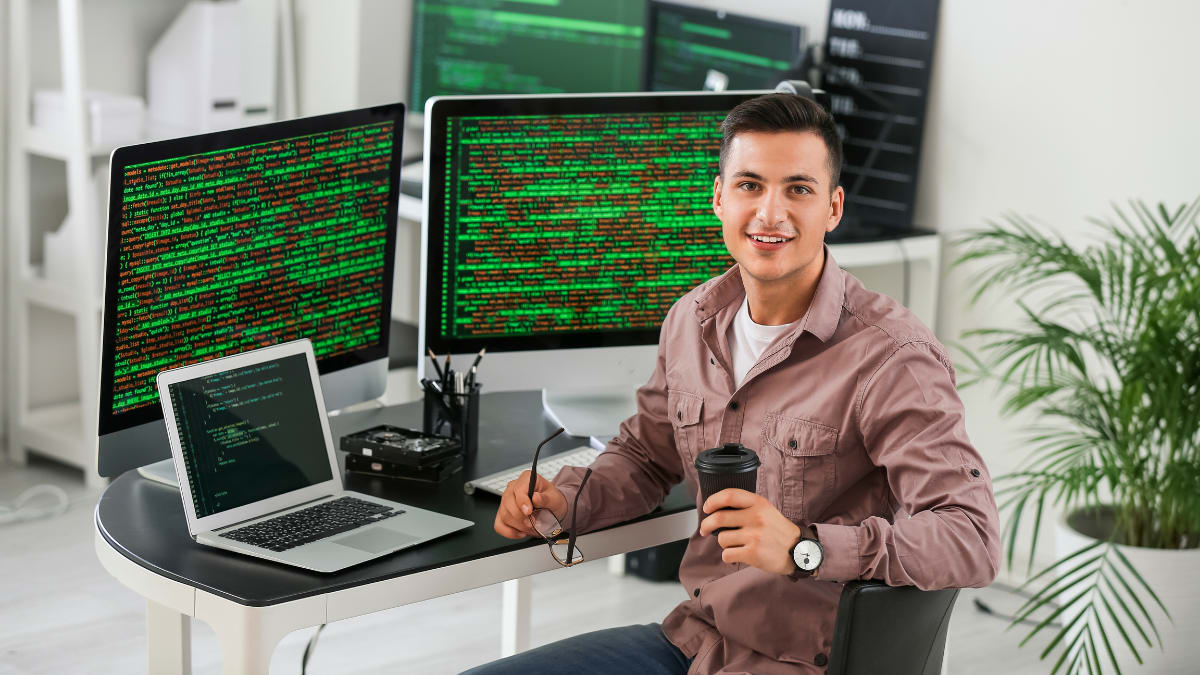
[{"xmin": 827, "ymin": 580, "xmax": 959, "ymax": 675}]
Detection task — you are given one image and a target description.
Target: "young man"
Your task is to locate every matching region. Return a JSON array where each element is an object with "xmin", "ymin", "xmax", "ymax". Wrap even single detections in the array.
[{"xmin": 469, "ymin": 93, "xmax": 1000, "ymax": 674}]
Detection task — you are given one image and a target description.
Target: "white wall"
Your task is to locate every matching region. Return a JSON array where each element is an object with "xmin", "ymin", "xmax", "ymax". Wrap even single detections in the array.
[
  {"xmin": 920, "ymin": 0, "xmax": 1200, "ymax": 567},
  {"xmin": 1, "ymin": 0, "xmax": 9, "ymax": 445}
]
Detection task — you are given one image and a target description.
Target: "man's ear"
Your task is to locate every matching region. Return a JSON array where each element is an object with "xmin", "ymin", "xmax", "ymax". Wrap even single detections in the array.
[
  {"xmin": 825, "ymin": 185, "xmax": 845, "ymax": 233},
  {"xmin": 712, "ymin": 174, "xmax": 724, "ymax": 217}
]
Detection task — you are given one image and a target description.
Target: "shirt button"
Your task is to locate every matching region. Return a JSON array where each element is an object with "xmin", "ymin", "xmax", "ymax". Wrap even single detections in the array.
[
  {"xmin": 693, "ymin": 588, "xmax": 700, "ymax": 597},
  {"xmin": 728, "ymin": 401, "xmax": 739, "ymax": 411},
  {"xmin": 709, "ymin": 357, "xmax": 715, "ymax": 365},
  {"xmin": 814, "ymin": 653, "xmax": 827, "ymax": 667},
  {"xmin": 788, "ymin": 439, "xmax": 798, "ymax": 449},
  {"xmin": 970, "ymin": 468, "xmax": 981, "ymax": 477},
  {"xmin": 677, "ymin": 411, "xmax": 682, "ymax": 421}
]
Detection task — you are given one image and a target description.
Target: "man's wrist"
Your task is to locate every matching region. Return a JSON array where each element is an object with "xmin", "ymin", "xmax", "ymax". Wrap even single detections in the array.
[{"xmin": 787, "ymin": 523, "xmax": 819, "ymax": 579}]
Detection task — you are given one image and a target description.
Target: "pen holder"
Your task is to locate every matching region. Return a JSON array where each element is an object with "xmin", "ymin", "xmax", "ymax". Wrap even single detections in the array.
[{"xmin": 423, "ymin": 383, "xmax": 480, "ymax": 456}]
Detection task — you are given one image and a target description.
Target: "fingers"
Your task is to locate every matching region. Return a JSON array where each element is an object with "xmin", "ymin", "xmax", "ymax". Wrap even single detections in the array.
[
  {"xmin": 716, "ymin": 527, "xmax": 747, "ymax": 549},
  {"xmin": 702, "ymin": 488, "xmax": 760, "ymax": 514},
  {"xmin": 699, "ymin": 506, "xmax": 760, "ymax": 536},
  {"xmin": 495, "ymin": 474, "xmax": 536, "ymax": 539}
]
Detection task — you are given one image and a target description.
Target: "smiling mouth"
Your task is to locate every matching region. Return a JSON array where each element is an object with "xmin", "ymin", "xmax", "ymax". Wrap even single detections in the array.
[{"xmin": 748, "ymin": 233, "xmax": 795, "ymax": 244}]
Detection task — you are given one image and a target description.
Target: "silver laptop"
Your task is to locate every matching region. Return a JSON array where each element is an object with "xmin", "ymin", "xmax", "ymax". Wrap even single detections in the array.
[{"xmin": 156, "ymin": 339, "xmax": 473, "ymax": 573}]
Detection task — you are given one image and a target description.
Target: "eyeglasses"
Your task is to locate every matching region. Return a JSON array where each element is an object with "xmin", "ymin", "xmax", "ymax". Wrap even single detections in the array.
[{"xmin": 527, "ymin": 427, "xmax": 593, "ymax": 568}]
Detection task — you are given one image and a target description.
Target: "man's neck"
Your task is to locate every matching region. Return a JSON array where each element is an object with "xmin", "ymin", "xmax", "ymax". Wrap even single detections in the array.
[{"xmin": 740, "ymin": 251, "xmax": 826, "ymax": 326}]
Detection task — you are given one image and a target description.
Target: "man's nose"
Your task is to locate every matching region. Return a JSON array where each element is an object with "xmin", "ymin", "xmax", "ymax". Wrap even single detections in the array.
[{"xmin": 755, "ymin": 189, "xmax": 789, "ymax": 225}]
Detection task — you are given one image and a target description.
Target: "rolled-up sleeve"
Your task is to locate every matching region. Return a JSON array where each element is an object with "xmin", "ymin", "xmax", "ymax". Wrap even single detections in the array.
[
  {"xmin": 553, "ymin": 331, "xmax": 684, "ymax": 534},
  {"xmin": 814, "ymin": 341, "xmax": 1001, "ymax": 590}
]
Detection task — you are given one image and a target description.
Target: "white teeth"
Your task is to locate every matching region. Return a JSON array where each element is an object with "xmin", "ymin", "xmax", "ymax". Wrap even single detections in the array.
[{"xmin": 751, "ymin": 235, "xmax": 788, "ymax": 243}]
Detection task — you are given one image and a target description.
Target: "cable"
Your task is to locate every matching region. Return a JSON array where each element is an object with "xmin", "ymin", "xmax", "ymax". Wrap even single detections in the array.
[
  {"xmin": 0, "ymin": 484, "xmax": 71, "ymax": 526},
  {"xmin": 301, "ymin": 623, "xmax": 327, "ymax": 674},
  {"xmin": 971, "ymin": 581, "xmax": 1062, "ymax": 629}
]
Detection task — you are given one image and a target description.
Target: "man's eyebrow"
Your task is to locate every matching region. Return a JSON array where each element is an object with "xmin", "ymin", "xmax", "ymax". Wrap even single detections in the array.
[
  {"xmin": 731, "ymin": 170, "xmax": 763, "ymax": 180},
  {"xmin": 786, "ymin": 173, "xmax": 820, "ymax": 185},
  {"xmin": 730, "ymin": 170, "xmax": 821, "ymax": 185}
]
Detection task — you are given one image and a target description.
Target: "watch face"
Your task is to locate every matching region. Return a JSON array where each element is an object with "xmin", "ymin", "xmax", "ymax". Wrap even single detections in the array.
[{"xmin": 794, "ymin": 539, "xmax": 823, "ymax": 571}]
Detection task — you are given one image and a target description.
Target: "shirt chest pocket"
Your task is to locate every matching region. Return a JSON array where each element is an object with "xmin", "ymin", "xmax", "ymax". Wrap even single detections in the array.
[
  {"xmin": 667, "ymin": 389, "xmax": 704, "ymax": 469},
  {"xmin": 760, "ymin": 413, "xmax": 839, "ymax": 522}
]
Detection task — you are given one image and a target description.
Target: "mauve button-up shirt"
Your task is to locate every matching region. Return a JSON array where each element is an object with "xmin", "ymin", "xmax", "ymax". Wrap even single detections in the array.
[{"xmin": 553, "ymin": 246, "xmax": 1001, "ymax": 674}]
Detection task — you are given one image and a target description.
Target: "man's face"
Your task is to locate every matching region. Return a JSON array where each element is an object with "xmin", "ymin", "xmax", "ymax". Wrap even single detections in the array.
[{"xmin": 713, "ymin": 130, "xmax": 843, "ymax": 289}]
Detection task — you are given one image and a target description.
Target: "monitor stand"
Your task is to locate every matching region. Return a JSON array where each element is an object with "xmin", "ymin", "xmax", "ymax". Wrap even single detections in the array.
[
  {"xmin": 541, "ymin": 386, "xmax": 637, "ymax": 438},
  {"xmin": 137, "ymin": 458, "xmax": 180, "ymax": 489}
]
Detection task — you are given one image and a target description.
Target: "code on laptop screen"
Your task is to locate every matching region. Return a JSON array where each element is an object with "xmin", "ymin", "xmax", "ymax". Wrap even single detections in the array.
[{"xmin": 169, "ymin": 353, "xmax": 333, "ymax": 518}]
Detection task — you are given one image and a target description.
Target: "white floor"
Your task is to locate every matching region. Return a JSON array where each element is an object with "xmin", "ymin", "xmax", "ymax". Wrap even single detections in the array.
[{"xmin": 0, "ymin": 450, "xmax": 1058, "ymax": 674}]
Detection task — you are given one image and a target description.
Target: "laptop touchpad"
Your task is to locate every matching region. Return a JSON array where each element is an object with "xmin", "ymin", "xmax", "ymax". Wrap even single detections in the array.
[{"xmin": 331, "ymin": 528, "xmax": 419, "ymax": 554}]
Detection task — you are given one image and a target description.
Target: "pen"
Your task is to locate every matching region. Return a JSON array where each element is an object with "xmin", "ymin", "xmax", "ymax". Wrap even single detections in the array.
[{"xmin": 427, "ymin": 348, "xmax": 445, "ymax": 382}]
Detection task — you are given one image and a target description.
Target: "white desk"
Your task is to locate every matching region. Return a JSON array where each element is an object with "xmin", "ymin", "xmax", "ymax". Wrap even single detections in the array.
[
  {"xmin": 94, "ymin": 393, "xmax": 697, "ymax": 675},
  {"xmin": 94, "ymin": 501, "xmax": 694, "ymax": 674}
]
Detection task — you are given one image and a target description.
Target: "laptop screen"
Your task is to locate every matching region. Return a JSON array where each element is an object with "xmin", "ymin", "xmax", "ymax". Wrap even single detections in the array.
[{"xmin": 167, "ymin": 353, "xmax": 334, "ymax": 518}]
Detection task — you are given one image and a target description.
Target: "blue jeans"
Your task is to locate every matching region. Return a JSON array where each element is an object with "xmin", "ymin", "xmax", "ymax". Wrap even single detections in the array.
[{"xmin": 461, "ymin": 623, "xmax": 692, "ymax": 675}]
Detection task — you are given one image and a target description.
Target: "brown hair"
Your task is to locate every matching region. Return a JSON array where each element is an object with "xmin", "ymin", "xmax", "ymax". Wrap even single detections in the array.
[{"xmin": 719, "ymin": 93, "xmax": 842, "ymax": 190}]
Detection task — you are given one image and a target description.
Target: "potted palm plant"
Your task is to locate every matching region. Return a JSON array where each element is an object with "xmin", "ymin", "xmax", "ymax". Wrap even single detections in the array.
[{"xmin": 953, "ymin": 198, "xmax": 1200, "ymax": 674}]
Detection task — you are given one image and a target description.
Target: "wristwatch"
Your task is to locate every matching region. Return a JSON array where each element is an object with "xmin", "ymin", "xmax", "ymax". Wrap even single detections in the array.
[{"xmin": 789, "ymin": 525, "xmax": 823, "ymax": 579}]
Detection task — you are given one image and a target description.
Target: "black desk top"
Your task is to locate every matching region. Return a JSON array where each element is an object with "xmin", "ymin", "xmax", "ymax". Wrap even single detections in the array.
[{"xmin": 95, "ymin": 390, "xmax": 693, "ymax": 607}]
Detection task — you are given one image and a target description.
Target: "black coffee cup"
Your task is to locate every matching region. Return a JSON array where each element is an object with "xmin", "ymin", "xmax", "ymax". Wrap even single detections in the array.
[{"xmin": 695, "ymin": 443, "xmax": 760, "ymax": 531}]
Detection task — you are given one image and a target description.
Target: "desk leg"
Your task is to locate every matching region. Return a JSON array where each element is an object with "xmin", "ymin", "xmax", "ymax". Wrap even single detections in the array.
[
  {"xmin": 501, "ymin": 577, "xmax": 532, "ymax": 656},
  {"xmin": 197, "ymin": 591, "xmax": 325, "ymax": 675},
  {"xmin": 147, "ymin": 599, "xmax": 191, "ymax": 675}
]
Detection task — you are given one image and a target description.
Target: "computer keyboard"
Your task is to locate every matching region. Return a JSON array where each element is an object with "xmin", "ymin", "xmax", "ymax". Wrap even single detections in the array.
[
  {"xmin": 464, "ymin": 445, "xmax": 602, "ymax": 496},
  {"xmin": 220, "ymin": 496, "xmax": 404, "ymax": 552}
]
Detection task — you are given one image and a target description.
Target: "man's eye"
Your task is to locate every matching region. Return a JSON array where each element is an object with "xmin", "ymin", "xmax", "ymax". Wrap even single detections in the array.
[
  {"xmin": 791, "ymin": 185, "xmax": 813, "ymax": 195},
  {"xmin": 738, "ymin": 182, "xmax": 759, "ymax": 191}
]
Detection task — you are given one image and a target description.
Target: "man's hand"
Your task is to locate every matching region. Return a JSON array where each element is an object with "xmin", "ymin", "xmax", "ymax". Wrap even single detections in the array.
[
  {"xmin": 493, "ymin": 470, "xmax": 569, "ymax": 539},
  {"xmin": 699, "ymin": 489, "xmax": 802, "ymax": 576}
]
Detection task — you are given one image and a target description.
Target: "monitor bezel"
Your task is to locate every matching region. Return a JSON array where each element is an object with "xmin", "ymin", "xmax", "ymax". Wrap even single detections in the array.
[
  {"xmin": 99, "ymin": 104, "xmax": 405, "ymax": 437},
  {"xmin": 643, "ymin": 1, "xmax": 807, "ymax": 93},
  {"xmin": 421, "ymin": 91, "xmax": 764, "ymax": 358}
]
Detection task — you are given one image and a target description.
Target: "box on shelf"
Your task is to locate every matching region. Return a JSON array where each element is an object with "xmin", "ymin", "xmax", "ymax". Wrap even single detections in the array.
[
  {"xmin": 33, "ymin": 89, "xmax": 145, "ymax": 147},
  {"xmin": 42, "ymin": 164, "xmax": 108, "ymax": 300}
]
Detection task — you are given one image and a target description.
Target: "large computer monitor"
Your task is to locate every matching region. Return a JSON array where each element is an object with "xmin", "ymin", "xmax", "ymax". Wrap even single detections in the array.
[
  {"xmin": 646, "ymin": 2, "xmax": 805, "ymax": 93},
  {"xmin": 408, "ymin": 0, "xmax": 648, "ymax": 113},
  {"xmin": 97, "ymin": 104, "xmax": 405, "ymax": 479},
  {"xmin": 420, "ymin": 91, "xmax": 765, "ymax": 436}
]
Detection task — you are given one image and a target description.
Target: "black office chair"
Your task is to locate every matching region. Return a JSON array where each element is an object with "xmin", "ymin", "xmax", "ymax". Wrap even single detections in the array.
[{"xmin": 827, "ymin": 580, "xmax": 959, "ymax": 675}]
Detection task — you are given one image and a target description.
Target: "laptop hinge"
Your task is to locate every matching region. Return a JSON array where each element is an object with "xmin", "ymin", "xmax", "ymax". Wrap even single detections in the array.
[{"xmin": 212, "ymin": 494, "xmax": 335, "ymax": 532}]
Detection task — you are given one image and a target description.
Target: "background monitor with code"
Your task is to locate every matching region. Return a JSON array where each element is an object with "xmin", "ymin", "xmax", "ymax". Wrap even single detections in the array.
[{"xmin": 98, "ymin": 105, "xmax": 403, "ymax": 478}]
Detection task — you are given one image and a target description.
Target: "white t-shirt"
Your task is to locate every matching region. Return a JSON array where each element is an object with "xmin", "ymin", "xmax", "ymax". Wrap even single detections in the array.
[{"xmin": 728, "ymin": 297, "xmax": 797, "ymax": 387}]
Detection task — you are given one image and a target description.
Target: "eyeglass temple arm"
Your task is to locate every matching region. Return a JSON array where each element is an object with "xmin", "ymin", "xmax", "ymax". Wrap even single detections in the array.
[
  {"xmin": 565, "ymin": 467, "xmax": 593, "ymax": 565},
  {"xmin": 528, "ymin": 427, "xmax": 566, "ymax": 500}
]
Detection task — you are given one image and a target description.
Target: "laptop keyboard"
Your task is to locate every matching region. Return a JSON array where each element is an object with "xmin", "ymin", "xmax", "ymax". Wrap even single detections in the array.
[{"xmin": 220, "ymin": 496, "xmax": 404, "ymax": 552}]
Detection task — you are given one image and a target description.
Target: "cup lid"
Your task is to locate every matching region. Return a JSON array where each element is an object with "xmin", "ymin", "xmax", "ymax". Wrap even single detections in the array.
[{"xmin": 695, "ymin": 443, "xmax": 760, "ymax": 473}]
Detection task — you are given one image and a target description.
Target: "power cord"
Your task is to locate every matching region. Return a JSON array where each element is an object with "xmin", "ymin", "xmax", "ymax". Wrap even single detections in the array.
[
  {"xmin": 301, "ymin": 623, "xmax": 327, "ymax": 674},
  {"xmin": 972, "ymin": 581, "xmax": 1062, "ymax": 628},
  {"xmin": 0, "ymin": 484, "xmax": 71, "ymax": 526}
]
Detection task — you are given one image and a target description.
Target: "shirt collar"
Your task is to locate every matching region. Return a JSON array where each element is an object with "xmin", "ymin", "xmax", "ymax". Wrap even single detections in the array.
[{"xmin": 693, "ymin": 245, "xmax": 845, "ymax": 343}]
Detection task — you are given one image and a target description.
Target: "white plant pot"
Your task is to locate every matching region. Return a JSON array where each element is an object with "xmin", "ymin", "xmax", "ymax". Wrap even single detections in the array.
[{"xmin": 1054, "ymin": 507, "xmax": 1200, "ymax": 674}]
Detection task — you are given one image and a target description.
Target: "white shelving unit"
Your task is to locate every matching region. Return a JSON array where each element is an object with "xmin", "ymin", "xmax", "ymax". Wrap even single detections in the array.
[
  {"xmin": 5, "ymin": 0, "xmax": 298, "ymax": 487},
  {"xmin": 6, "ymin": 0, "xmax": 106, "ymax": 487}
]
